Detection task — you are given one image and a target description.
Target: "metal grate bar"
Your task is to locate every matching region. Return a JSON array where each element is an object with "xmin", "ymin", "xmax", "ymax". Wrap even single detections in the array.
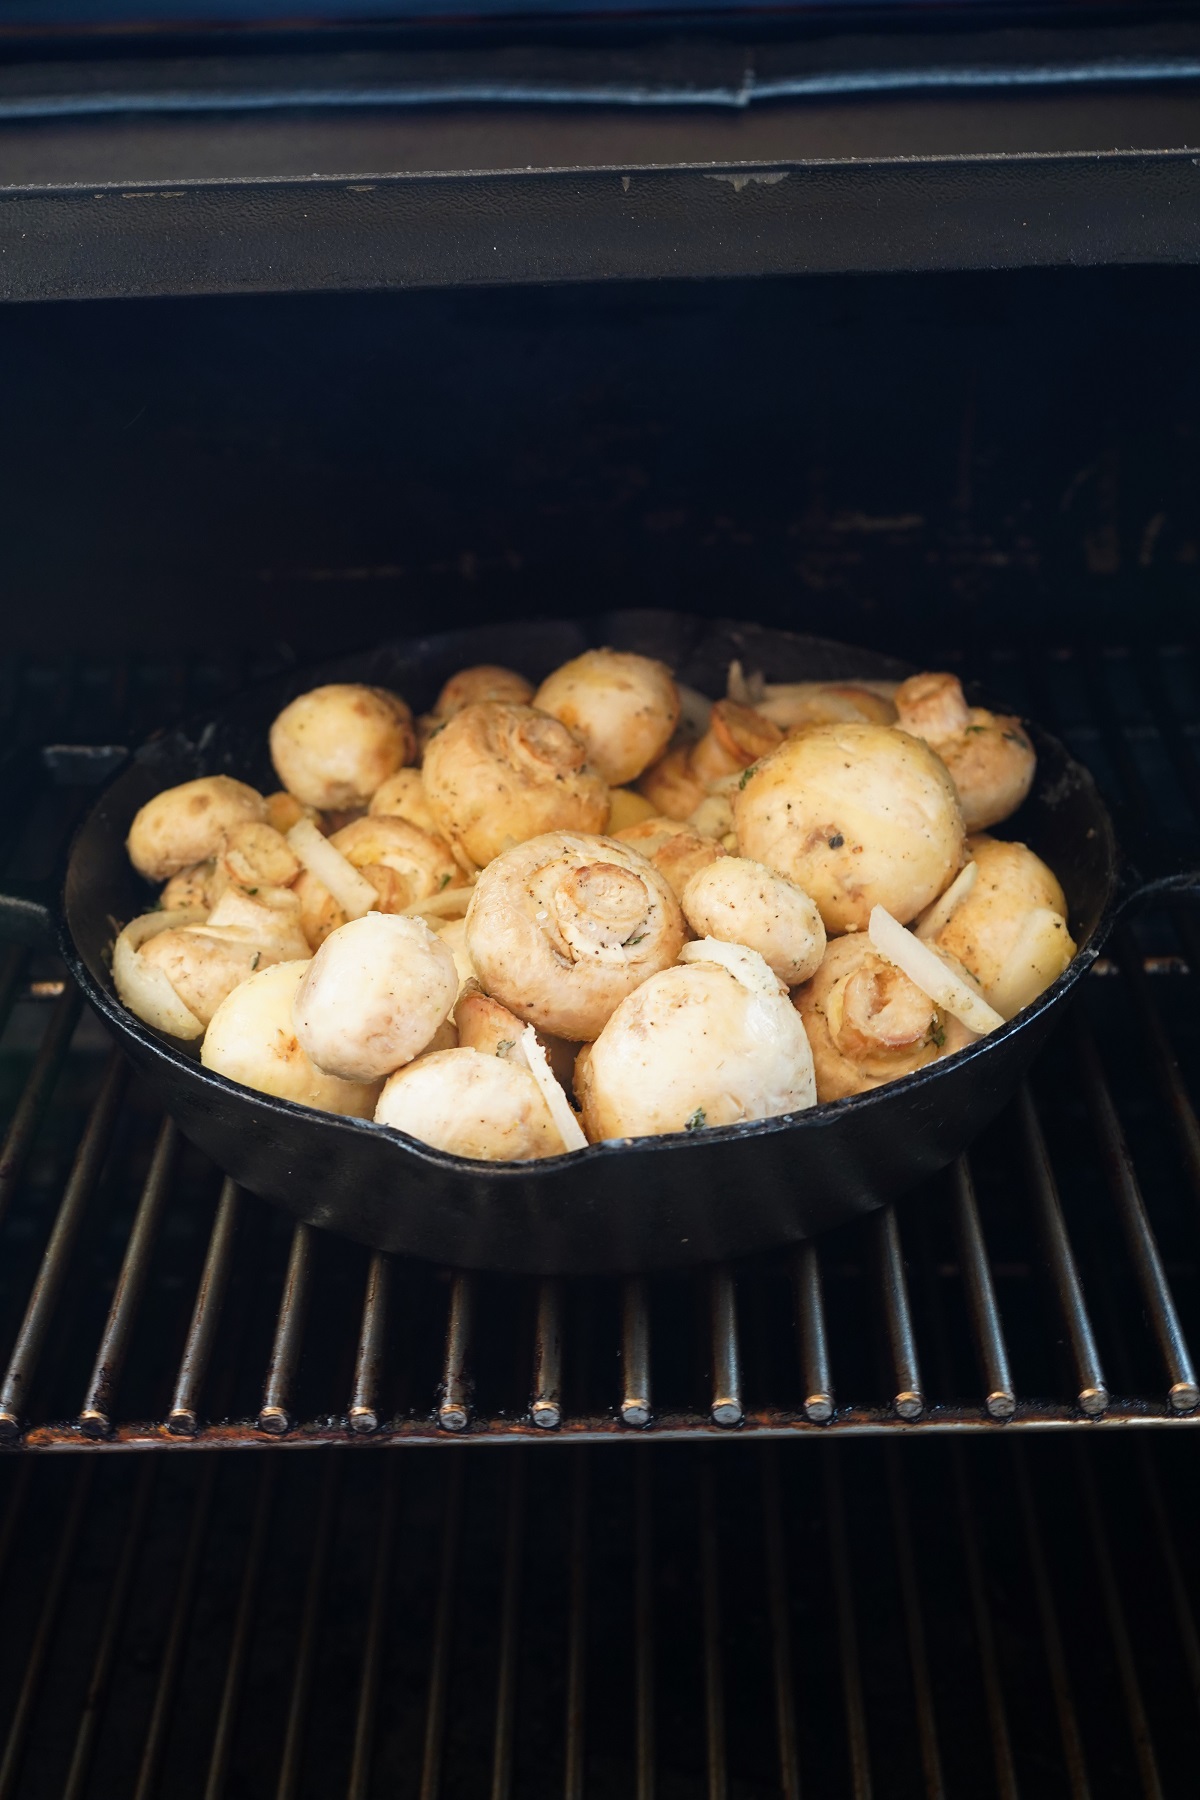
[
  {"xmin": 0, "ymin": 1459, "xmax": 94, "ymax": 1800},
  {"xmin": 438, "ymin": 1273, "xmax": 475, "ymax": 1433},
  {"xmin": 489, "ymin": 1454, "xmax": 526, "ymax": 1800},
  {"xmin": 0, "ymin": 984, "xmax": 81, "ymax": 1231},
  {"xmin": 1016, "ymin": 1085, "xmax": 1110, "ymax": 1417},
  {"xmin": 276, "ymin": 1452, "xmax": 342, "ymax": 1800},
  {"xmin": 132, "ymin": 1457, "xmax": 221, "ymax": 1800},
  {"xmin": 950, "ymin": 1156, "xmax": 1016, "ymax": 1420},
  {"xmin": 823, "ymin": 1450, "xmax": 873, "ymax": 1800},
  {"xmin": 418, "ymin": 1456, "xmax": 466, "ymax": 1800},
  {"xmin": 951, "ymin": 1447, "xmax": 1018, "ymax": 1800},
  {"xmin": 80, "ymin": 1119, "xmax": 178, "ymax": 1435},
  {"xmin": 1012, "ymin": 1445, "xmax": 1091, "ymax": 1800},
  {"xmin": 698, "ymin": 1457, "xmax": 727, "ymax": 1800},
  {"xmin": 760, "ymin": 1446, "xmax": 801, "ymax": 1800},
  {"xmin": 348, "ymin": 1250, "xmax": 390, "ymax": 1435},
  {"xmin": 169, "ymin": 1177, "xmax": 241, "ymax": 1434},
  {"xmin": 346, "ymin": 1455, "xmax": 397, "ymax": 1800},
  {"xmin": 1074, "ymin": 1445, "xmax": 1164, "ymax": 1800},
  {"xmin": 634, "ymin": 1453, "xmax": 655, "ymax": 1800},
  {"xmin": 0, "ymin": 1052, "xmax": 126, "ymax": 1438},
  {"xmin": 886, "ymin": 1447, "xmax": 945, "ymax": 1800},
  {"xmin": 1116, "ymin": 928, "xmax": 1200, "ymax": 1218},
  {"xmin": 1075, "ymin": 1025, "xmax": 1199, "ymax": 1412},
  {"xmin": 876, "ymin": 1207, "xmax": 925, "ymax": 1420},
  {"xmin": 61, "ymin": 1457, "xmax": 157, "ymax": 1800},
  {"xmin": 621, "ymin": 1278, "xmax": 652, "ymax": 1428},
  {"xmin": 708, "ymin": 1270, "xmax": 743, "ymax": 1428},
  {"xmin": 531, "ymin": 1277, "xmax": 564, "ymax": 1429},
  {"xmin": 205, "ymin": 1457, "xmax": 277, "ymax": 1800},
  {"xmin": 794, "ymin": 1243, "xmax": 834, "ymax": 1423},
  {"xmin": 259, "ymin": 1223, "xmax": 315, "ymax": 1435}
]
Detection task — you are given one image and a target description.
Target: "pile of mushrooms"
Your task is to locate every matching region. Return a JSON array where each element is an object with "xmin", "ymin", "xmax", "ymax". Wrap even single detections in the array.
[{"xmin": 113, "ymin": 647, "xmax": 1075, "ymax": 1161}]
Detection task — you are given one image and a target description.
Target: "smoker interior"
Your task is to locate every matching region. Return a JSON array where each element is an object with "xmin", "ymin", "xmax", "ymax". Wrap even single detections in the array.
[{"xmin": 3, "ymin": 262, "xmax": 1200, "ymax": 1793}]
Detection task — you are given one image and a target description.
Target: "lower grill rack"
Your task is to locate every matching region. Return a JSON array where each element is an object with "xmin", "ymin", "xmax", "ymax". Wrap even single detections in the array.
[{"xmin": 1, "ymin": 1433, "xmax": 1198, "ymax": 1798}]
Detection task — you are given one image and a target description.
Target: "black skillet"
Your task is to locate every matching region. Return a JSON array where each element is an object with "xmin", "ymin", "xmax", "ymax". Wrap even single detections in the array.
[{"xmin": 3, "ymin": 612, "xmax": 1197, "ymax": 1275}]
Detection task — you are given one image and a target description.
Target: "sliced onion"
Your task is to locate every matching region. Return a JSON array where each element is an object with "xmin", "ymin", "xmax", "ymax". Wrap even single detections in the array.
[
  {"xmin": 678, "ymin": 937, "xmax": 786, "ymax": 999},
  {"xmin": 286, "ymin": 818, "xmax": 377, "ymax": 919},
  {"xmin": 401, "ymin": 884, "xmax": 473, "ymax": 921},
  {"xmin": 112, "ymin": 909, "xmax": 206, "ymax": 1039},
  {"xmin": 725, "ymin": 659, "xmax": 765, "ymax": 706},
  {"xmin": 518, "ymin": 1025, "xmax": 588, "ymax": 1153},
  {"xmin": 675, "ymin": 684, "xmax": 713, "ymax": 742},
  {"xmin": 915, "ymin": 862, "xmax": 978, "ymax": 941},
  {"xmin": 868, "ymin": 906, "xmax": 1005, "ymax": 1037},
  {"xmin": 988, "ymin": 908, "xmax": 1075, "ymax": 1020}
]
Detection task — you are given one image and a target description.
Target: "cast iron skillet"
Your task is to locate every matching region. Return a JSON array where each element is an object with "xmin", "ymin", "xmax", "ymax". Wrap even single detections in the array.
[{"xmin": 5, "ymin": 612, "xmax": 1198, "ymax": 1274}]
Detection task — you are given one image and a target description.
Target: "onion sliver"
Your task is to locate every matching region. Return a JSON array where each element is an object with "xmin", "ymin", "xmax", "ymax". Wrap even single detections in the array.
[
  {"xmin": 286, "ymin": 818, "xmax": 377, "ymax": 919},
  {"xmin": 678, "ymin": 936, "xmax": 785, "ymax": 999},
  {"xmin": 518, "ymin": 1026, "xmax": 588, "ymax": 1153},
  {"xmin": 868, "ymin": 906, "xmax": 1005, "ymax": 1037},
  {"xmin": 915, "ymin": 862, "xmax": 978, "ymax": 941},
  {"xmin": 401, "ymin": 885, "xmax": 473, "ymax": 921},
  {"xmin": 112, "ymin": 909, "xmax": 207, "ymax": 1039}
]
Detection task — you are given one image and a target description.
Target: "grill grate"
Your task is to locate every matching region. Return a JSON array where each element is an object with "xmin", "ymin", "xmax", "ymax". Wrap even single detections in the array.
[
  {"xmin": 1, "ymin": 643, "xmax": 1200, "ymax": 1446},
  {"xmin": 2, "ymin": 1434, "xmax": 1200, "ymax": 1797}
]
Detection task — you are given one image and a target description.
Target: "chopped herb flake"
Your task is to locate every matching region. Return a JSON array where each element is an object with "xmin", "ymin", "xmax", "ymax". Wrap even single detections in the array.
[
  {"xmin": 684, "ymin": 1107, "xmax": 707, "ymax": 1132},
  {"xmin": 495, "ymin": 1039, "xmax": 515, "ymax": 1056},
  {"xmin": 738, "ymin": 766, "xmax": 756, "ymax": 790},
  {"xmin": 438, "ymin": 873, "xmax": 451, "ymax": 891},
  {"xmin": 626, "ymin": 931, "xmax": 647, "ymax": 946},
  {"xmin": 930, "ymin": 1023, "xmax": 945, "ymax": 1048},
  {"xmin": 828, "ymin": 834, "xmax": 845, "ymax": 849},
  {"xmin": 250, "ymin": 952, "xmax": 261, "ymax": 970},
  {"xmin": 965, "ymin": 724, "xmax": 987, "ymax": 735}
]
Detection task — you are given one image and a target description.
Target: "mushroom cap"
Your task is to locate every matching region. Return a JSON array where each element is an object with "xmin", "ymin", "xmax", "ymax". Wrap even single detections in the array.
[
  {"xmin": 793, "ymin": 933, "xmax": 975, "ymax": 1101},
  {"xmin": 895, "ymin": 674, "xmax": 1036, "ymax": 830},
  {"xmin": 127, "ymin": 776, "xmax": 267, "ymax": 883},
  {"xmin": 577, "ymin": 948, "xmax": 816, "ymax": 1141},
  {"xmin": 139, "ymin": 885, "xmax": 311, "ymax": 1026},
  {"xmin": 534, "ymin": 649, "xmax": 680, "ymax": 786},
  {"xmin": 465, "ymin": 830, "xmax": 686, "ymax": 1041},
  {"xmin": 430, "ymin": 664, "xmax": 534, "ymax": 721},
  {"xmin": 374, "ymin": 1047, "xmax": 562, "ymax": 1161},
  {"xmin": 733, "ymin": 723, "xmax": 966, "ymax": 934},
  {"xmin": 269, "ymin": 684, "xmax": 415, "ymax": 811},
  {"xmin": 637, "ymin": 744, "xmax": 709, "ymax": 822},
  {"xmin": 690, "ymin": 700, "xmax": 784, "ymax": 785},
  {"xmin": 681, "ymin": 857, "xmax": 826, "ymax": 985},
  {"xmin": 422, "ymin": 702, "xmax": 609, "ymax": 870},
  {"xmin": 614, "ymin": 816, "xmax": 726, "ymax": 901},
  {"xmin": 219, "ymin": 821, "xmax": 300, "ymax": 891},
  {"xmin": 293, "ymin": 911, "xmax": 458, "ymax": 1083},
  {"xmin": 368, "ymin": 767, "xmax": 439, "ymax": 835},
  {"xmin": 929, "ymin": 834, "xmax": 1073, "ymax": 1009},
  {"xmin": 202, "ymin": 960, "xmax": 381, "ymax": 1117}
]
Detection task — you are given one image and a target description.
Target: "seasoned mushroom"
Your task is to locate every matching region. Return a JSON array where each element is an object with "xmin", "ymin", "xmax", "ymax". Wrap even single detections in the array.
[
  {"xmin": 681, "ymin": 858, "xmax": 826, "ymax": 985},
  {"xmin": 160, "ymin": 861, "xmax": 222, "ymax": 913},
  {"xmin": 454, "ymin": 980, "xmax": 527, "ymax": 1058},
  {"xmin": 127, "ymin": 776, "xmax": 267, "ymax": 884},
  {"xmin": 576, "ymin": 940, "xmax": 816, "ymax": 1142},
  {"xmin": 264, "ymin": 791, "xmax": 320, "ymax": 837},
  {"xmin": 534, "ymin": 649, "xmax": 680, "ymax": 786},
  {"xmin": 793, "ymin": 934, "xmax": 976, "ymax": 1102},
  {"xmin": 293, "ymin": 912, "xmax": 458, "ymax": 1083},
  {"xmin": 614, "ymin": 817, "xmax": 725, "ymax": 901},
  {"xmin": 202, "ymin": 960, "xmax": 381, "ymax": 1116},
  {"xmin": 418, "ymin": 664, "xmax": 535, "ymax": 749},
  {"xmin": 374, "ymin": 1047, "xmax": 562, "ymax": 1160},
  {"xmin": 465, "ymin": 831, "xmax": 686, "ymax": 1041},
  {"xmin": 269, "ymin": 684, "xmax": 415, "ymax": 811},
  {"xmin": 294, "ymin": 815, "xmax": 462, "ymax": 949},
  {"xmin": 894, "ymin": 672, "xmax": 1035, "ymax": 831},
  {"xmin": 422, "ymin": 703, "xmax": 609, "ymax": 870},
  {"xmin": 733, "ymin": 724, "xmax": 966, "ymax": 934},
  {"xmin": 136, "ymin": 886, "xmax": 310, "ymax": 1027},
  {"xmin": 638, "ymin": 700, "xmax": 782, "ymax": 819},
  {"xmin": 921, "ymin": 834, "xmax": 1075, "ymax": 1018},
  {"xmin": 369, "ymin": 768, "xmax": 439, "ymax": 835}
]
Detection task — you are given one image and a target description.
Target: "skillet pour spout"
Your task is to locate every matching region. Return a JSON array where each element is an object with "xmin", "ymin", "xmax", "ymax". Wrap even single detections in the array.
[{"xmin": 1, "ymin": 613, "xmax": 1192, "ymax": 1275}]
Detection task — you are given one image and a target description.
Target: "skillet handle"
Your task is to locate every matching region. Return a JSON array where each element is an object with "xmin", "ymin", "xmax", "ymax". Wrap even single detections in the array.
[
  {"xmin": 0, "ymin": 745, "xmax": 130, "ymax": 950},
  {"xmin": 1115, "ymin": 828, "xmax": 1200, "ymax": 914}
]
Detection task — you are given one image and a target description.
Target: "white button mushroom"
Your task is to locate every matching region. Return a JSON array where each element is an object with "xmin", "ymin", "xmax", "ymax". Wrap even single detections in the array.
[
  {"xmin": 921, "ymin": 834, "xmax": 1076, "ymax": 1018},
  {"xmin": 134, "ymin": 885, "xmax": 310, "ymax": 1027},
  {"xmin": 374, "ymin": 1047, "xmax": 563, "ymax": 1161},
  {"xmin": 202, "ymin": 960, "xmax": 382, "ymax": 1116},
  {"xmin": 422, "ymin": 702, "xmax": 609, "ymax": 870},
  {"xmin": 293, "ymin": 814, "xmax": 463, "ymax": 949},
  {"xmin": 681, "ymin": 857, "xmax": 826, "ymax": 986},
  {"xmin": 127, "ymin": 776, "xmax": 268, "ymax": 884},
  {"xmin": 895, "ymin": 672, "xmax": 1036, "ymax": 831},
  {"xmin": 368, "ymin": 767, "xmax": 439, "ymax": 835},
  {"xmin": 534, "ymin": 649, "xmax": 680, "ymax": 787},
  {"xmin": 793, "ymin": 934, "xmax": 978, "ymax": 1102},
  {"xmin": 576, "ymin": 940, "xmax": 816, "ymax": 1142},
  {"xmin": 733, "ymin": 723, "xmax": 966, "ymax": 934},
  {"xmin": 417, "ymin": 664, "xmax": 535, "ymax": 750},
  {"xmin": 465, "ymin": 831, "xmax": 686, "ymax": 1041},
  {"xmin": 269, "ymin": 683, "xmax": 416, "ymax": 812},
  {"xmin": 614, "ymin": 816, "xmax": 726, "ymax": 901},
  {"xmin": 292, "ymin": 912, "xmax": 459, "ymax": 1084},
  {"xmin": 639, "ymin": 700, "xmax": 784, "ymax": 821}
]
